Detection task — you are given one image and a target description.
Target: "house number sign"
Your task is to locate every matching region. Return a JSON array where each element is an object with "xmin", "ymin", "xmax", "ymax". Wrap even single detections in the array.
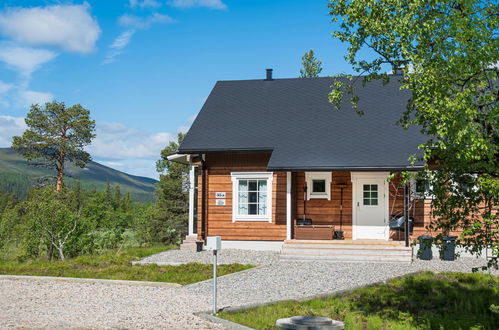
[{"xmin": 215, "ymin": 192, "xmax": 226, "ymax": 206}]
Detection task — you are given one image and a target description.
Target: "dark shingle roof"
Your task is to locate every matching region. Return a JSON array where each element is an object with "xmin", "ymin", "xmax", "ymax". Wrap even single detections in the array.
[{"xmin": 178, "ymin": 76, "xmax": 426, "ymax": 171}]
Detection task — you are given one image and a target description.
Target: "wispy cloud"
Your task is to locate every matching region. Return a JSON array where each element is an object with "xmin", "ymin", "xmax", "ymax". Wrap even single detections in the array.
[
  {"xmin": 118, "ymin": 13, "xmax": 175, "ymax": 29},
  {"xmin": 0, "ymin": 3, "xmax": 100, "ymax": 54},
  {"xmin": 168, "ymin": 0, "xmax": 227, "ymax": 10},
  {"xmin": 104, "ymin": 13, "xmax": 174, "ymax": 64},
  {"xmin": 129, "ymin": 0, "xmax": 162, "ymax": 9},
  {"xmin": 103, "ymin": 30, "xmax": 135, "ymax": 64},
  {"xmin": 0, "ymin": 42, "xmax": 57, "ymax": 77}
]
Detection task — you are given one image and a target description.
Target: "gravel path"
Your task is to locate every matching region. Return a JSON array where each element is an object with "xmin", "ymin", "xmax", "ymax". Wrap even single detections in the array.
[
  {"xmin": 0, "ymin": 277, "xmax": 222, "ymax": 330},
  {"xmin": 135, "ymin": 248, "xmax": 279, "ymax": 266},
  {"xmin": 1, "ymin": 250, "xmax": 496, "ymax": 329},
  {"xmin": 185, "ymin": 257, "xmax": 497, "ymax": 310}
]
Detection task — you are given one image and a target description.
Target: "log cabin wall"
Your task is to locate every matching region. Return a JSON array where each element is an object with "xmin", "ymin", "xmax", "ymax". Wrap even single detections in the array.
[
  {"xmin": 294, "ymin": 172, "xmax": 353, "ymax": 239},
  {"xmin": 196, "ymin": 153, "xmax": 287, "ymax": 241},
  {"xmin": 387, "ymin": 173, "xmax": 464, "ymax": 240}
]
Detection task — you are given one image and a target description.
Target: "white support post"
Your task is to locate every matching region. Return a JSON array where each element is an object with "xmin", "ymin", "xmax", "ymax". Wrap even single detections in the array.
[
  {"xmin": 286, "ymin": 171, "xmax": 292, "ymax": 240},
  {"xmin": 188, "ymin": 165, "xmax": 195, "ymax": 236}
]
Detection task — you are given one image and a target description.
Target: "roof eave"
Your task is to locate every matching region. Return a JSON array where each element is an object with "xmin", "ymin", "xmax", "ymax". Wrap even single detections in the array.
[{"xmin": 267, "ymin": 165, "xmax": 425, "ymax": 172}]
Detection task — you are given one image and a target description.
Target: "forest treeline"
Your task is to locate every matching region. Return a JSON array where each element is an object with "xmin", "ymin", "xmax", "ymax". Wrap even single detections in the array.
[
  {"xmin": 0, "ymin": 132, "xmax": 188, "ymax": 261},
  {"xmin": 0, "ymin": 178, "xmax": 187, "ymax": 260}
]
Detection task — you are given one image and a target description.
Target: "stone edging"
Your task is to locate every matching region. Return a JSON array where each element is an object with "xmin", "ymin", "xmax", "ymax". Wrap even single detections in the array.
[
  {"xmin": 0, "ymin": 274, "xmax": 182, "ymax": 288},
  {"xmin": 196, "ymin": 312, "xmax": 253, "ymax": 330}
]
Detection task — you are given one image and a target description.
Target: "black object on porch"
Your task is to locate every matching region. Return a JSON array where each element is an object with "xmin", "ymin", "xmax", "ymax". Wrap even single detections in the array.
[
  {"xmin": 335, "ymin": 183, "xmax": 348, "ymax": 240},
  {"xmin": 389, "ymin": 216, "xmax": 414, "ymax": 240}
]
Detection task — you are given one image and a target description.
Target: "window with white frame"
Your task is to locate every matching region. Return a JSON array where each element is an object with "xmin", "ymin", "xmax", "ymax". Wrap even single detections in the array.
[
  {"xmin": 410, "ymin": 177, "xmax": 432, "ymax": 199},
  {"xmin": 231, "ymin": 172, "xmax": 273, "ymax": 222},
  {"xmin": 305, "ymin": 172, "xmax": 332, "ymax": 200}
]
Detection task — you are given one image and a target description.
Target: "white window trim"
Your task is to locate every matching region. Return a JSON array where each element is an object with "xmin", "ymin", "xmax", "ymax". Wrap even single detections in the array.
[
  {"xmin": 231, "ymin": 172, "xmax": 273, "ymax": 222},
  {"xmin": 305, "ymin": 172, "xmax": 332, "ymax": 200}
]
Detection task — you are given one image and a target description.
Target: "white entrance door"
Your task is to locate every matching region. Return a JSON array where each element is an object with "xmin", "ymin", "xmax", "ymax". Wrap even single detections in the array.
[{"xmin": 352, "ymin": 173, "xmax": 389, "ymax": 240}]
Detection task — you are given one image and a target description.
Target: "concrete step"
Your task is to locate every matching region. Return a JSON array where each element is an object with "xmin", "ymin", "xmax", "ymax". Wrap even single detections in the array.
[
  {"xmin": 284, "ymin": 239, "xmax": 405, "ymax": 246},
  {"xmin": 279, "ymin": 254, "xmax": 412, "ymax": 263},
  {"xmin": 280, "ymin": 240, "xmax": 413, "ymax": 263},
  {"xmin": 281, "ymin": 248, "xmax": 412, "ymax": 256},
  {"xmin": 179, "ymin": 235, "xmax": 199, "ymax": 251},
  {"xmin": 282, "ymin": 244, "xmax": 411, "ymax": 251}
]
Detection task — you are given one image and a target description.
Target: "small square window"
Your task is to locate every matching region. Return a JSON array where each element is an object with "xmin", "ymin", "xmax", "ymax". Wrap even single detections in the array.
[
  {"xmin": 312, "ymin": 179, "xmax": 326, "ymax": 193},
  {"xmin": 305, "ymin": 172, "xmax": 331, "ymax": 200}
]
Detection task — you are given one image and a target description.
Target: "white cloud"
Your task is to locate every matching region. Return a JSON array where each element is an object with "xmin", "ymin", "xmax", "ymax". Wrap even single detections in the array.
[
  {"xmin": 89, "ymin": 122, "xmax": 173, "ymax": 160},
  {"xmin": 118, "ymin": 13, "xmax": 175, "ymax": 29},
  {"xmin": 168, "ymin": 0, "xmax": 227, "ymax": 10},
  {"xmin": 105, "ymin": 13, "xmax": 174, "ymax": 64},
  {"xmin": 0, "ymin": 43, "xmax": 57, "ymax": 77},
  {"xmin": 19, "ymin": 89, "xmax": 53, "ymax": 107},
  {"xmin": 129, "ymin": 0, "xmax": 162, "ymax": 9},
  {"xmin": 0, "ymin": 115, "xmax": 26, "ymax": 147},
  {"xmin": 88, "ymin": 122, "xmax": 176, "ymax": 179},
  {"xmin": 0, "ymin": 3, "xmax": 100, "ymax": 54},
  {"xmin": 103, "ymin": 30, "xmax": 135, "ymax": 64},
  {"xmin": 0, "ymin": 81, "xmax": 13, "ymax": 94}
]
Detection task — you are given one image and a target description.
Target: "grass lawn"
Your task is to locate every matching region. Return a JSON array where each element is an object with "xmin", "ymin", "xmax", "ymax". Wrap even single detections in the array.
[
  {"xmin": 219, "ymin": 271, "xmax": 499, "ymax": 330},
  {"xmin": 0, "ymin": 246, "xmax": 253, "ymax": 285}
]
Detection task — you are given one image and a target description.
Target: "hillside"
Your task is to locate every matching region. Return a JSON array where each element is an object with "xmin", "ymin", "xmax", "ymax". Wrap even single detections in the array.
[{"xmin": 0, "ymin": 148, "xmax": 157, "ymax": 202}]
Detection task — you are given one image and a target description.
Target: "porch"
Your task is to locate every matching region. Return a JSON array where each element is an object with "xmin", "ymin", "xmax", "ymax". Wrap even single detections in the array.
[{"xmin": 284, "ymin": 171, "xmax": 416, "ymax": 245}]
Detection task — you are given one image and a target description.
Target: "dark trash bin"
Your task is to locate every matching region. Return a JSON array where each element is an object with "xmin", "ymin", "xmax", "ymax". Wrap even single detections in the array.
[
  {"xmin": 441, "ymin": 236, "xmax": 457, "ymax": 261},
  {"xmin": 196, "ymin": 240, "xmax": 204, "ymax": 252},
  {"xmin": 418, "ymin": 235, "xmax": 433, "ymax": 260}
]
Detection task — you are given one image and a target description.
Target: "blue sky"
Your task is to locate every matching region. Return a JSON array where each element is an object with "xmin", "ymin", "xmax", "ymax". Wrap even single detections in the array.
[{"xmin": 0, "ymin": 0, "xmax": 357, "ymax": 179}]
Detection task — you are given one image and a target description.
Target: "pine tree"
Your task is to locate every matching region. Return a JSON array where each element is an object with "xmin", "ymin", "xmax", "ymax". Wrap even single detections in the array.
[{"xmin": 300, "ymin": 49, "xmax": 323, "ymax": 78}]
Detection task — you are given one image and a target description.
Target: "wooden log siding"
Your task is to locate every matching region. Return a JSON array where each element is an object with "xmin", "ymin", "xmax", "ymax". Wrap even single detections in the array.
[
  {"xmin": 196, "ymin": 153, "xmax": 287, "ymax": 241},
  {"xmin": 295, "ymin": 172, "xmax": 353, "ymax": 239},
  {"xmin": 194, "ymin": 153, "xmax": 464, "ymax": 242}
]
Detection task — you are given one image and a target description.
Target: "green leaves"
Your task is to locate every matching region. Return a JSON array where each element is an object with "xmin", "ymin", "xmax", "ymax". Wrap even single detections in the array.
[
  {"xmin": 329, "ymin": 0, "xmax": 498, "ymax": 267},
  {"xmin": 300, "ymin": 49, "xmax": 323, "ymax": 78},
  {"xmin": 12, "ymin": 101, "xmax": 96, "ymax": 192}
]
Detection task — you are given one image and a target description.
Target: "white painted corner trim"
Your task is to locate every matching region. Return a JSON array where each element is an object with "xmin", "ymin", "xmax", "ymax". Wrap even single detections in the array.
[
  {"xmin": 231, "ymin": 172, "xmax": 273, "ymax": 223},
  {"xmin": 286, "ymin": 171, "xmax": 292, "ymax": 240}
]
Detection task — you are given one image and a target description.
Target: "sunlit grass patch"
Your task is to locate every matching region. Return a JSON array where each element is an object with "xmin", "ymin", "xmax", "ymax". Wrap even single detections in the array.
[
  {"xmin": 219, "ymin": 271, "xmax": 499, "ymax": 330},
  {"xmin": 0, "ymin": 246, "xmax": 253, "ymax": 285}
]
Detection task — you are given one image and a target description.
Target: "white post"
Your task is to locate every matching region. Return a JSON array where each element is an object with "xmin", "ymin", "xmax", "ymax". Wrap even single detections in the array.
[
  {"xmin": 213, "ymin": 250, "xmax": 218, "ymax": 314},
  {"xmin": 286, "ymin": 171, "xmax": 292, "ymax": 240},
  {"xmin": 188, "ymin": 165, "xmax": 195, "ymax": 236}
]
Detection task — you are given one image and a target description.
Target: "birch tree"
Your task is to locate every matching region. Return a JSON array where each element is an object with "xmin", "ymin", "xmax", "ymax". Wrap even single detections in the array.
[{"xmin": 328, "ymin": 0, "xmax": 498, "ymax": 268}]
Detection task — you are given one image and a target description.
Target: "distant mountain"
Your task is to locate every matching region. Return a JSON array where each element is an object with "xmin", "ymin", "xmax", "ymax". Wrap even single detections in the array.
[{"xmin": 0, "ymin": 148, "xmax": 157, "ymax": 203}]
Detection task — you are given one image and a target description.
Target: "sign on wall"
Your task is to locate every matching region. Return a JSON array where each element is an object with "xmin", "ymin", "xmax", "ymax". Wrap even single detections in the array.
[
  {"xmin": 215, "ymin": 199, "xmax": 226, "ymax": 206},
  {"xmin": 215, "ymin": 192, "xmax": 226, "ymax": 206}
]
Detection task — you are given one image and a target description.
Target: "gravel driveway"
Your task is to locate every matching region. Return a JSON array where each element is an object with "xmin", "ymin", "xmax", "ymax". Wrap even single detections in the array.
[{"xmin": 1, "ymin": 249, "xmax": 496, "ymax": 329}]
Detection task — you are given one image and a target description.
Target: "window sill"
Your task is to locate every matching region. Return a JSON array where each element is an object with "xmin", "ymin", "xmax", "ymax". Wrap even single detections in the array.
[
  {"xmin": 233, "ymin": 217, "xmax": 271, "ymax": 223},
  {"xmin": 308, "ymin": 194, "xmax": 330, "ymax": 200}
]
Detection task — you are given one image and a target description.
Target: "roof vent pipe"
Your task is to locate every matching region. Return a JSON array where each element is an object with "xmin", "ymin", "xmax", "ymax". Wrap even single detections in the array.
[{"xmin": 265, "ymin": 68, "xmax": 273, "ymax": 81}]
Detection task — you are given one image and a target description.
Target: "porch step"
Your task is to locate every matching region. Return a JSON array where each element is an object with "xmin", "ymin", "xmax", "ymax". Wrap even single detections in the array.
[
  {"xmin": 180, "ymin": 235, "xmax": 199, "ymax": 251},
  {"xmin": 280, "ymin": 240, "xmax": 413, "ymax": 263}
]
